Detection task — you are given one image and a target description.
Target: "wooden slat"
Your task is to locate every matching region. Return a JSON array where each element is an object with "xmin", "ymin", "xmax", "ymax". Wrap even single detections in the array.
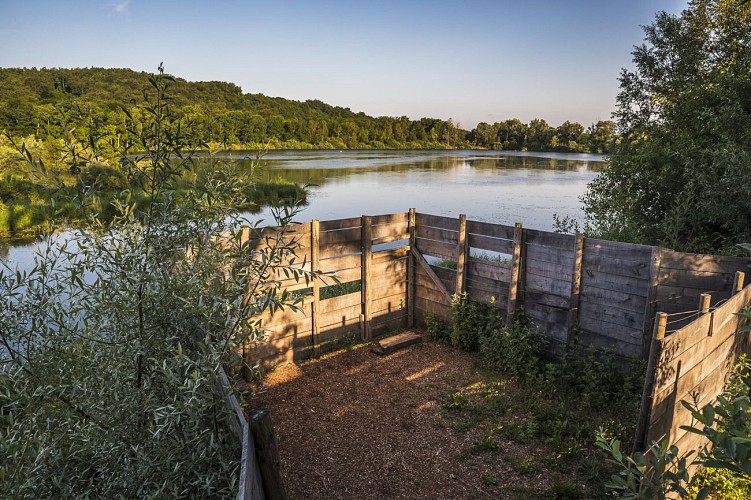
[
  {"xmin": 371, "ymin": 212, "xmax": 408, "ymax": 226},
  {"xmin": 414, "ymin": 295, "xmax": 452, "ymax": 319},
  {"xmin": 372, "ymin": 295, "xmax": 406, "ymax": 315},
  {"xmin": 467, "ymin": 287, "xmax": 508, "ymax": 307},
  {"xmin": 320, "ymin": 253, "xmax": 361, "ymax": 273},
  {"xmin": 319, "ymin": 216, "xmax": 362, "ymax": 231},
  {"xmin": 525, "ymin": 289, "xmax": 570, "ymax": 309},
  {"xmin": 320, "ymin": 292, "xmax": 361, "ymax": 314},
  {"xmin": 371, "ymin": 220, "xmax": 409, "ymax": 241},
  {"xmin": 525, "ymin": 274, "xmax": 572, "ymax": 298},
  {"xmin": 413, "ymin": 247, "xmax": 453, "ymax": 303},
  {"xmin": 567, "ymin": 234, "xmax": 585, "ymax": 343},
  {"xmin": 408, "ymin": 207, "xmax": 416, "ymax": 328},
  {"xmin": 415, "ymin": 224, "xmax": 458, "ymax": 244},
  {"xmin": 320, "ymin": 226, "xmax": 361, "ymax": 245},
  {"xmin": 584, "ymin": 238, "xmax": 655, "ymax": 262},
  {"xmin": 466, "ymin": 220, "xmax": 515, "ymax": 240},
  {"xmin": 525, "ymin": 259, "xmax": 574, "ymax": 280},
  {"xmin": 581, "ymin": 270, "xmax": 651, "ymax": 297},
  {"xmin": 584, "ymin": 253, "xmax": 652, "ymax": 279},
  {"xmin": 658, "ymin": 268, "xmax": 737, "ymax": 290},
  {"xmin": 579, "ymin": 285, "xmax": 648, "ymax": 311},
  {"xmin": 311, "ymin": 220, "xmax": 320, "ymax": 354},
  {"xmin": 467, "ymin": 258, "xmax": 512, "ymax": 282},
  {"xmin": 416, "ymin": 212, "xmax": 460, "ymax": 231},
  {"xmin": 525, "ymin": 244, "xmax": 575, "ymax": 267},
  {"xmin": 415, "ymin": 237, "xmax": 457, "ymax": 261},
  {"xmin": 319, "ymin": 302, "xmax": 362, "ymax": 328},
  {"xmin": 507, "ymin": 223, "xmax": 523, "ymax": 327},
  {"xmin": 467, "ymin": 233, "xmax": 515, "ymax": 254},
  {"xmin": 525, "ymin": 229, "xmax": 575, "ymax": 250},
  {"xmin": 373, "ymin": 246, "xmax": 410, "ymax": 262},
  {"xmin": 319, "ymin": 240, "xmax": 361, "ymax": 259},
  {"xmin": 659, "ymin": 250, "xmax": 751, "ymax": 272},
  {"xmin": 579, "ymin": 301, "xmax": 643, "ymax": 330}
]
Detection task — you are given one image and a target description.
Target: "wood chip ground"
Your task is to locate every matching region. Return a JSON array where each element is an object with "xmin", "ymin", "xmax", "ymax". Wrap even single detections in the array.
[{"xmin": 247, "ymin": 338, "xmax": 577, "ymax": 499}]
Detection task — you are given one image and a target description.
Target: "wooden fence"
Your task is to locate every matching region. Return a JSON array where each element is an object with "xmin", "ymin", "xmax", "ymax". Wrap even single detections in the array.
[
  {"xmin": 248, "ymin": 210, "xmax": 751, "ymax": 368},
  {"xmin": 634, "ymin": 281, "xmax": 751, "ymax": 457}
]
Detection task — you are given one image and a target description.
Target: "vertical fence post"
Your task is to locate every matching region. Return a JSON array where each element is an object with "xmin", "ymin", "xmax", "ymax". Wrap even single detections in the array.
[
  {"xmin": 733, "ymin": 271, "xmax": 745, "ymax": 295},
  {"xmin": 641, "ymin": 246, "xmax": 664, "ymax": 358},
  {"xmin": 506, "ymin": 223, "xmax": 524, "ymax": 328},
  {"xmin": 633, "ymin": 311, "xmax": 668, "ymax": 453},
  {"xmin": 361, "ymin": 215, "xmax": 373, "ymax": 340},
  {"xmin": 311, "ymin": 220, "xmax": 320, "ymax": 356},
  {"xmin": 566, "ymin": 233, "xmax": 585, "ymax": 344},
  {"xmin": 699, "ymin": 293, "xmax": 711, "ymax": 315},
  {"xmin": 249, "ymin": 409, "xmax": 289, "ymax": 500},
  {"xmin": 455, "ymin": 214, "xmax": 468, "ymax": 296},
  {"xmin": 407, "ymin": 208, "xmax": 416, "ymax": 328}
]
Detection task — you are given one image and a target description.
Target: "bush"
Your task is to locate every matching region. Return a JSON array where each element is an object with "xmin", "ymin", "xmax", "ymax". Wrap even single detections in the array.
[
  {"xmin": 479, "ymin": 309, "xmax": 543, "ymax": 378},
  {"xmin": 424, "ymin": 310, "xmax": 451, "ymax": 344},
  {"xmin": 450, "ymin": 292, "xmax": 499, "ymax": 351}
]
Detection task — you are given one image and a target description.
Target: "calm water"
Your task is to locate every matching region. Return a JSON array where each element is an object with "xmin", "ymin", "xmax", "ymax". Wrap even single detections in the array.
[{"xmin": 2, "ymin": 150, "xmax": 605, "ymax": 269}]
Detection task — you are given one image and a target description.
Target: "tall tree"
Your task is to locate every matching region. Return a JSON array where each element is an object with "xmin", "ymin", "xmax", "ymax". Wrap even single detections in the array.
[{"xmin": 583, "ymin": 0, "xmax": 751, "ymax": 253}]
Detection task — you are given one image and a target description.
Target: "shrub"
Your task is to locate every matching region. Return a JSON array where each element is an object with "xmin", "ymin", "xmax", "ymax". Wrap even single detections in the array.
[
  {"xmin": 424, "ymin": 310, "xmax": 451, "ymax": 344},
  {"xmin": 479, "ymin": 309, "xmax": 543, "ymax": 379},
  {"xmin": 450, "ymin": 292, "xmax": 499, "ymax": 351}
]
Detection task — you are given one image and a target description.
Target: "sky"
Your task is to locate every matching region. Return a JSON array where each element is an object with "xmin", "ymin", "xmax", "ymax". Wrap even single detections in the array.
[{"xmin": 0, "ymin": 0, "xmax": 687, "ymax": 129}]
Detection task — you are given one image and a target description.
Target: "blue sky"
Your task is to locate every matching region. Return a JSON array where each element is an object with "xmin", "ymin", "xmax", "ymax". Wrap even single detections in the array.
[{"xmin": 0, "ymin": 1, "xmax": 687, "ymax": 128}]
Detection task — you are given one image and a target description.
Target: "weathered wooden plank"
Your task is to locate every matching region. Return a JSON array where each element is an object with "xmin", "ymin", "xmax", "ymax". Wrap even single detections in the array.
[
  {"xmin": 507, "ymin": 223, "xmax": 524, "ymax": 327},
  {"xmin": 372, "ymin": 310, "xmax": 408, "ymax": 329},
  {"xmin": 525, "ymin": 259, "xmax": 574, "ymax": 281},
  {"xmin": 577, "ymin": 314, "xmax": 643, "ymax": 345},
  {"xmin": 372, "ymin": 258, "xmax": 407, "ymax": 277},
  {"xmin": 583, "ymin": 253, "xmax": 652, "ymax": 279},
  {"xmin": 525, "ymin": 289, "xmax": 570, "ymax": 309},
  {"xmin": 578, "ymin": 301, "xmax": 643, "ymax": 330},
  {"xmin": 466, "ymin": 274, "xmax": 508, "ymax": 294},
  {"xmin": 372, "ymin": 294, "xmax": 406, "ymax": 315},
  {"xmin": 318, "ymin": 240, "xmax": 361, "ymax": 259},
  {"xmin": 525, "ymin": 244, "xmax": 575, "ymax": 267},
  {"xmin": 467, "ymin": 258, "xmax": 512, "ymax": 282},
  {"xmin": 466, "ymin": 220, "xmax": 515, "ymax": 240},
  {"xmin": 372, "ymin": 331, "xmax": 422, "ymax": 355},
  {"xmin": 580, "ymin": 284, "xmax": 648, "ymax": 311},
  {"xmin": 257, "ymin": 303, "xmax": 309, "ymax": 325},
  {"xmin": 584, "ymin": 238, "xmax": 655, "ymax": 262},
  {"xmin": 320, "ymin": 226, "xmax": 361, "ymax": 245},
  {"xmin": 319, "ymin": 216, "xmax": 362, "ymax": 231},
  {"xmin": 416, "ymin": 212, "xmax": 460, "ymax": 231},
  {"xmin": 577, "ymin": 329, "xmax": 643, "ymax": 357},
  {"xmin": 371, "ymin": 279, "xmax": 407, "ymax": 299},
  {"xmin": 373, "ymin": 246, "xmax": 410, "ymax": 262},
  {"xmin": 415, "ymin": 237, "xmax": 457, "ymax": 261},
  {"xmin": 371, "ymin": 219, "xmax": 409, "ymax": 242},
  {"xmin": 371, "ymin": 212, "xmax": 408, "ymax": 226},
  {"xmin": 467, "ymin": 233, "xmax": 515, "ymax": 254},
  {"xmin": 525, "ymin": 273, "xmax": 572, "ymax": 298},
  {"xmin": 373, "ymin": 234, "xmax": 409, "ymax": 246},
  {"xmin": 525, "ymin": 229, "xmax": 575, "ymax": 250},
  {"xmin": 311, "ymin": 220, "xmax": 321, "ymax": 354},
  {"xmin": 319, "ymin": 291, "xmax": 361, "ymax": 314},
  {"xmin": 416, "ymin": 224, "xmax": 458, "ymax": 244},
  {"xmin": 325, "ymin": 266, "xmax": 361, "ymax": 284},
  {"xmin": 430, "ymin": 264, "xmax": 457, "ymax": 294},
  {"xmin": 319, "ymin": 315, "xmax": 361, "ymax": 334},
  {"xmin": 658, "ymin": 268, "xmax": 737, "ymax": 290},
  {"xmin": 414, "ymin": 295, "xmax": 452, "ymax": 319},
  {"xmin": 524, "ymin": 301, "xmax": 568, "ymax": 326},
  {"xmin": 567, "ymin": 234, "xmax": 585, "ymax": 343},
  {"xmin": 659, "ymin": 250, "xmax": 751, "ymax": 272},
  {"xmin": 581, "ymin": 270, "xmax": 651, "ymax": 297},
  {"xmin": 320, "ymin": 253, "xmax": 361, "ymax": 273},
  {"xmin": 319, "ymin": 302, "xmax": 362, "ymax": 328},
  {"xmin": 413, "ymin": 247, "xmax": 453, "ymax": 307}
]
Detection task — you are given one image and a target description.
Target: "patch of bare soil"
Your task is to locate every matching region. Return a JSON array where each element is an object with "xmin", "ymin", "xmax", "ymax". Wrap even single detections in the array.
[{"xmin": 248, "ymin": 335, "xmax": 560, "ymax": 499}]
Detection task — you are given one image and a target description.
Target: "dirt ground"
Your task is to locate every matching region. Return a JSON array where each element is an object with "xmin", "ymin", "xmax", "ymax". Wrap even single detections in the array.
[{"xmin": 248, "ymin": 335, "xmax": 572, "ymax": 499}]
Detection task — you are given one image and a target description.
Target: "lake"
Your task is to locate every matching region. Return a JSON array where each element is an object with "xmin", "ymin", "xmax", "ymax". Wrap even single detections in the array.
[{"xmin": 2, "ymin": 149, "xmax": 605, "ymax": 269}]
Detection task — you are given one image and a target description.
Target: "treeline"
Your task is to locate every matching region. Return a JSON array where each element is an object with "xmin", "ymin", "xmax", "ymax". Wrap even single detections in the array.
[{"xmin": 0, "ymin": 67, "xmax": 616, "ymax": 153}]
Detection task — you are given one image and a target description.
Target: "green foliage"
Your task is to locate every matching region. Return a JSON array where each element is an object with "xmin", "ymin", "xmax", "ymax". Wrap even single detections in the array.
[
  {"xmin": 424, "ymin": 310, "xmax": 451, "ymax": 345},
  {"xmin": 688, "ymin": 467, "xmax": 751, "ymax": 499},
  {"xmin": 584, "ymin": 0, "xmax": 751, "ymax": 253},
  {"xmin": 450, "ymin": 292, "xmax": 496, "ymax": 351},
  {"xmin": 479, "ymin": 309, "xmax": 543, "ymax": 379},
  {"xmin": 0, "ymin": 65, "xmax": 315, "ymax": 496}
]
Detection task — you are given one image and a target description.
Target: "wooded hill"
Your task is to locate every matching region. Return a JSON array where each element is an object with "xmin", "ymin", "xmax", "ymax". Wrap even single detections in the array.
[{"xmin": 0, "ymin": 67, "xmax": 616, "ymax": 153}]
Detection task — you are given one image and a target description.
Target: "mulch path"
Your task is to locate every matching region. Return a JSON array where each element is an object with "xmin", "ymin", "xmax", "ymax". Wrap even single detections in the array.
[{"xmin": 248, "ymin": 335, "xmax": 555, "ymax": 499}]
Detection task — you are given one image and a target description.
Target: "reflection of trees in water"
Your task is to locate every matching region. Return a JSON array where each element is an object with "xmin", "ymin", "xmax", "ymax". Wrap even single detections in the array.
[{"xmin": 0, "ymin": 239, "xmax": 8, "ymax": 260}]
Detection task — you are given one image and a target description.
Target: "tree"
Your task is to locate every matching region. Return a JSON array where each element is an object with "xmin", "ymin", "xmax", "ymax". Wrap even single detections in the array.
[{"xmin": 583, "ymin": 0, "xmax": 751, "ymax": 253}]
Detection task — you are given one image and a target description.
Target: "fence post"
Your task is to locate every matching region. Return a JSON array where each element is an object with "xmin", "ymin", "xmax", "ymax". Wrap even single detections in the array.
[
  {"xmin": 311, "ymin": 220, "xmax": 320, "ymax": 356},
  {"xmin": 506, "ymin": 222, "xmax": 523, "ymax": 328},
  {"xmin": 566, "ymin": 233, "xmax": 585, "ymax": 344},
  {"xmin": 733, "ymin": 271, "xmax": 745, "ymax": 295},
  {"xmin": 455, "ymin": 213, "xmax": 468, "ymax": 295},
  {"xmin": 361, "ymin": 215, "xmax": 373, "ymax": 340},
  {"xmin": 407, "ymin": 208, "xmax": 416, "ymax": 328},
  {"xmin": 641, "ymin": 246, "xmax": 663, "ymax": 358},
  {"xmin": 699, "ymin": 293, "xmax": 711, "ymax": 315},
  {"xmin": 633, "ymin": 311, "xmax": 668, "ymax": 453}
]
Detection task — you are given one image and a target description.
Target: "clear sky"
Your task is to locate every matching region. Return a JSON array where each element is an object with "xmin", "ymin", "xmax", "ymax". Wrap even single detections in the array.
[{"xmin": 0, "ymin": 0, "xmax": 687, "ymax": 128}]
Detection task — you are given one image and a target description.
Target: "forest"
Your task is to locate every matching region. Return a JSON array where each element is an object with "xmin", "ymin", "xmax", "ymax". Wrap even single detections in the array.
[{"xmin": 0, "ymin": 67, "xmax": 617, "ymax": 153}]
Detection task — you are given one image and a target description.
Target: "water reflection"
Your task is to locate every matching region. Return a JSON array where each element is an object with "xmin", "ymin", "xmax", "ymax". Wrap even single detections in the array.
[{"xmin": 3, "ymin": 150, "xmax": 605, "ymax": 270}]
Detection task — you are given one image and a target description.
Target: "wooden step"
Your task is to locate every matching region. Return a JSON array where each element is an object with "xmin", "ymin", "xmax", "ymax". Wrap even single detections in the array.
[{"xmin": 371, "ymin": 331, "xmax": 423, "ymax": 355}]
